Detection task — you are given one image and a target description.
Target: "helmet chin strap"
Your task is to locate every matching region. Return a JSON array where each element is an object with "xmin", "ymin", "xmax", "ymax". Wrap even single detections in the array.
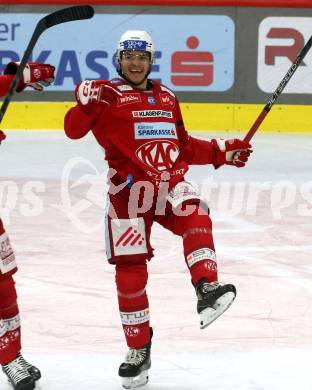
[{"xmin": 117, "ymin": 63, "xmax": 152, "ymax": 88}]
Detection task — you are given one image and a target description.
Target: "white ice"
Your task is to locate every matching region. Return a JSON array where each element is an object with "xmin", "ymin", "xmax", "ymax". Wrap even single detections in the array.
[{"xmin": 0, "ymin": 130, "xmax": 311, "ymax": 390}]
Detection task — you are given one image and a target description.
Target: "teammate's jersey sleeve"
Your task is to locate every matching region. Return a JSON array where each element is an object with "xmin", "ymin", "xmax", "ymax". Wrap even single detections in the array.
[
  {"xmin": 175, "ymin": 100, "xmax": 217, "ymax": 165},
  {"xmin": 0, "ymin": 75, "xmax": 14, "ymax": 97}
]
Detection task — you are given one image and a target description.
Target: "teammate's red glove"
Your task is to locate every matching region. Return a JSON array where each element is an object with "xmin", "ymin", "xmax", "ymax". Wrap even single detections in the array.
[
  {"xmin": 212, "ymin": 138, "xmax": 253, "ymax": 168},
  {"xmin": 75, "ymin": 80, "xmax": 122, "ymax": 106},
  {"xmin": 4, "ymin": 62, "xmax": 55, "ymax": 92},
  {"xmin": 0, "ymin": 130, "xmax": 6, "ymax": 144}
]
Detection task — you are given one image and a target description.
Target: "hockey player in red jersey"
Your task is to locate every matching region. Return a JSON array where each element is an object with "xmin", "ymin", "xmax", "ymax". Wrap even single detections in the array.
[
  {"xmin": 64, "ymin": 30, "xmax": 252, "ymax": 389},
  {"xmin": 0, "ymin": 61, "xmax": 54, "ymax": 390}
]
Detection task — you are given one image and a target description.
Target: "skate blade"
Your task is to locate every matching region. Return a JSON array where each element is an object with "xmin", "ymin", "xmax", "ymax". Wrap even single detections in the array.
[
  {"xmin": 200, "ymin": 291, "xmax": 236, "ymax": 329},
  {"xmin": 122, "ymin": 369, "xmax": 149, "ymax": 389},
  {"xmin": 7, "ymin": 379, "xmax": 36, "ymax": 390}
]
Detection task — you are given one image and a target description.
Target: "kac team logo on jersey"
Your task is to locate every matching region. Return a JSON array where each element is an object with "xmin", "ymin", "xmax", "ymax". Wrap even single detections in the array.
[{"xmin": 136, "ymin": 140, "xmax": 180, "ymax": 171}]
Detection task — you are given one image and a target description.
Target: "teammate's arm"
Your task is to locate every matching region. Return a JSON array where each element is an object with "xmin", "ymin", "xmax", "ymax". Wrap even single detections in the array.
[
  {"xmin": 3, "ymin": 62, "xmax": 55, "ymax": 93},
  {"xmin": 0, "ymin": 62, "xmax": 55, "ymax": 143}
]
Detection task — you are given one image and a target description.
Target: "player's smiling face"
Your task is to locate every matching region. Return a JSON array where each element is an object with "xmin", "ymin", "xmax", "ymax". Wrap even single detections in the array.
[{"xmin": 120, "ymin": 50, "xmax": 152, "ymax": 89}]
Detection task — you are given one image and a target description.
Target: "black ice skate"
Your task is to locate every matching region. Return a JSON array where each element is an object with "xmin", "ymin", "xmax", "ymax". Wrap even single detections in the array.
[
  {"xmin": 2, "ymin": 358, "xmax": 35, "ymax": 390},
  {"xmin": 118, "ymin": 328, "xmax": 153, "ymax": 389},
  {"xmin": 195, "ymin": 279, "xmax": 236, "ymax": 329},
  {"xmin": 15, "ymin": 353, "xmax": 41, "ymax": 381}
]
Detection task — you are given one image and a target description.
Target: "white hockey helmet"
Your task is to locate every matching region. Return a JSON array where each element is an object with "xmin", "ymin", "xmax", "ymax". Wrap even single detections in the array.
[{"xmin": 116, "ymin": 30, "xmax": 155, "ymax": 61}]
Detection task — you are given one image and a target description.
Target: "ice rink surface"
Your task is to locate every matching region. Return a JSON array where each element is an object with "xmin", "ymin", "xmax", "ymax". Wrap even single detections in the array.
[{"xmin": 0, "ymin": 130, "xmax": 311, "ymax": 389}]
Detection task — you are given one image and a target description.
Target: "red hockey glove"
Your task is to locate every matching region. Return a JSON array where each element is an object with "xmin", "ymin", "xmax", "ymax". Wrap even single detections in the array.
[
  {"xmin": 212, "ymin": 138, "xmax": 253, "ymax": 168},
  {"xmin": 4, "ymin": 62, "xmax": 55, "ymax": 92},
  {"xmin": 0, "ymin": 130, "xmax": 6, "ymax": 144},
  {"xmin": 75, "ymin": 80, "xmax": 122, "ymax": 106}
]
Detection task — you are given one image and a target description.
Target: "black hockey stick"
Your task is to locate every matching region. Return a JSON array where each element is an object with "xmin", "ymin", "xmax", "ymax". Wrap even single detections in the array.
[
  {"xmin": 244, "ymin": 34, "xmax": 312, "ymax": 142},
  {"xmin": 215, "ymin": 34, "xmax": 312, "ymax": 169},
  {"xmin": 0, "ymin": 5, "xmax": 94, "ymax": 123}
]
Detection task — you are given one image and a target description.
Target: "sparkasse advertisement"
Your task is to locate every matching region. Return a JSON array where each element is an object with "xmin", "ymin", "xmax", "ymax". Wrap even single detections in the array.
[{"xmin": 0, "ymin": 13, "xmax": 234, "ymax": 92}]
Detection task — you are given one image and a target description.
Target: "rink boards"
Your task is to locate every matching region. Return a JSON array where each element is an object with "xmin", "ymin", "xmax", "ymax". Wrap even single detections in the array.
[
  {"xmin": 2, "ymin": 101, "xmax": 312, "ymax": 132},
  {"xmin": 1, "ymin": 5, "xmax": 312, "ymax": 132}
]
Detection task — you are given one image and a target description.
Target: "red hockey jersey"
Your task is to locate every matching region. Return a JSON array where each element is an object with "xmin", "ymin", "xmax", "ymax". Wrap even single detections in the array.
[
  {"xmin": 0, "ymin": 75, "xmax": 15, "ymax": 143},
  {"xmin": 0, "ymin": 75, "xmax": 14, "ymax": 97},
  {"xmin": 64, "ymin": 78, "xmax": 218, "ymax": 190}
]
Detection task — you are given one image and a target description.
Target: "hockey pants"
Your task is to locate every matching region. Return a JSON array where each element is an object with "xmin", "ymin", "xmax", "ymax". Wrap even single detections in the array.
[{"xmin": 105, "ymin": 188, "xmax": 218, "ymax": 348}]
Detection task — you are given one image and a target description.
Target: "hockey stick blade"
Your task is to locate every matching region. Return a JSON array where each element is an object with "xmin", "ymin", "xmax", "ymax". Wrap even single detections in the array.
[
  {"xmin": 41, "ymin": 5, "xmax": 94, "ymax": 29},
  {"xmin": 0, "ymin": 5, "xmax": 94, "ymax": 124}
]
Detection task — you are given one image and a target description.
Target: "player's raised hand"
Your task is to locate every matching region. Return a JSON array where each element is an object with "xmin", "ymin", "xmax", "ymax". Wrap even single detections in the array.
[
  {"xmin": 4, "ymin": 61, "xmax": 55, "ymax": 92},
  {"xmin": 75, "ymin": 80, "xmax": 122, "ymax": 106},
  {"xmin": 212, "ymin": 138, "xmax": 253, "ymax": 168}
]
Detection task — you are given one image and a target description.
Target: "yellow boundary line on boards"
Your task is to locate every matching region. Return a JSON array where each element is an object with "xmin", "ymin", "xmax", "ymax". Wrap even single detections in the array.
[{"xmin": 1, "ymin": 102, "xmax": 312, "ymax": 132}]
